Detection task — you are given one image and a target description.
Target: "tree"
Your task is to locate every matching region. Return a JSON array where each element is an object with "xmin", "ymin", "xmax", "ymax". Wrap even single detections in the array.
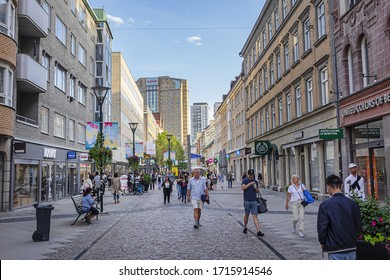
[
  {"xmin": 155, "ymin": 131, "xmax": 185, "ymax": 168},
  {"xmin": 88, "ymin": 132, "xmax": 112, "ymax": 173}
]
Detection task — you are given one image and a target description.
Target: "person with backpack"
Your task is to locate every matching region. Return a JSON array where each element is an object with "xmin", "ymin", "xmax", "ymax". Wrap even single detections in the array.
[
  {"xmin": 150, "ymin": 171, "xmax": 157, "ymax": 190},
  {"xmin": 344, "ymin": 163, "xmax": 365, "ymax": 200}
]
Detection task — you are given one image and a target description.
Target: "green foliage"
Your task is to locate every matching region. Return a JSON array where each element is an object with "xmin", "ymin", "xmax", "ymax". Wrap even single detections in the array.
[
  {"xmin": 155, "ymin": 131, "xmax": 185, "ymax": 166},
  {"xmin": 88, "ymin": 132, "xmax": 112, "ymax": 172},
  {"xmin": 143, "ymin": 173, "xmax": 151, "ymax": 184},
  {"xmin": 128, "ymin": 156, "xmax": 140, "ymax": 171},
  {"xmin": 354, "ymin": 196, "xmax": 390, "ymax": 245}
]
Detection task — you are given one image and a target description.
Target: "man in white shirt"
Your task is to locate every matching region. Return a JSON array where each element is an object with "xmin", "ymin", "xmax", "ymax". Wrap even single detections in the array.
[
  {"xmin": 187, "ymin": 169, "xmax": 209, "ymax": 228},
  {"xmin": 344, "ymin": 163, "xmax": 365, "ymax": 200}
]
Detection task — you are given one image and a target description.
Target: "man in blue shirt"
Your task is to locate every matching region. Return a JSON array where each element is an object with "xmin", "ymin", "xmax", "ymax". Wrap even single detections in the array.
[
  {"xmin": 187, "ymin": 168, "xmax": 209, "ymax": 228},
  {"xmin": 242, "ymin": 169, "xmax": 264, "ymax": 236}
]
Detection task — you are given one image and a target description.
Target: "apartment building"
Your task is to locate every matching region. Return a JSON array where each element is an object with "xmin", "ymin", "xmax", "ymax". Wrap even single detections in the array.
[
  {"xmin": 333, "ymin": 0, "xmax": 390, "ymax": 199},
  {"xmin": 8, "ymin": 0, "xmax": 112, "ymax": 211},
  {"xmin": 240, "ymin": 0, "xmax": 337, "ymax": 198},
  {"xmin": 190, "ymin": 102, "xmax": 211, "ymax": 147},
  {"xmin": 136, "ymin": 76, "xmax": 189, "ymax": 151}
]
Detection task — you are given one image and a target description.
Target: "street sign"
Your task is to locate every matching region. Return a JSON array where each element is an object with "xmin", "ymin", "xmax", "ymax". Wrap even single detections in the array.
[
  {"xmin": 319, "ymin": 129, "xmax": 344, "ymax": 140},
  {"xmin": 255, "ymin": 141, "xmax": 270, "ymax": 156}
]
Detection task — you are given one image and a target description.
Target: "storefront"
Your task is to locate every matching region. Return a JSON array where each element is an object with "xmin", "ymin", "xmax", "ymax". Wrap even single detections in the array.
[
  {"xmin": 339, "ymin": 82, "xmax": 390, "ymax": 200},
  {"xmin": 13, "ymin": 141, "xmax": 93, "ymax": 209}
]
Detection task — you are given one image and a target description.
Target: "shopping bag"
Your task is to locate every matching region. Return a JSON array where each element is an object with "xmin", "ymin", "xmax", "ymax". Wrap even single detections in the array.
[
  {"xmin": 303, "ymin": 189, "xmax": 315, "ymax": 204},
  {"xmin": 256, "ymin": 194, "xmax": 268, "ymax": 213}
]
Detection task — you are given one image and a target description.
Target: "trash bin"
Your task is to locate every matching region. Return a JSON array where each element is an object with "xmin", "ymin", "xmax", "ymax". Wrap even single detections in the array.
[{"xmin": 32, "ymin": 203, "xmax": 54, "ymax": 242}]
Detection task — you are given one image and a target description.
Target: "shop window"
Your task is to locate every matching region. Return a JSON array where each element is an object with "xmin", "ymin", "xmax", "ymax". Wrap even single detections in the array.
[
  {"xmin": 310, "ymin": 143, "xmax": 320, "ymax": 191},
  {"xmin": 325, "ymin": 141, "xmax": 335, "ymax": 178},
  {"xmin": 14, "ymin": 163, "xmax": 39, "ymax": 207}
]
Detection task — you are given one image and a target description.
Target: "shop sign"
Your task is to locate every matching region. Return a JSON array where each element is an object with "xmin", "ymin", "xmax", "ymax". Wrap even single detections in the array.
[
  {"xmin": 342, "ymin": 92, "xmax": 390, "ymax": 116},
  {"xmin": 67, "ymin": 151, "xmax": 76, "ymax": 159},
  {"xmin": 79, "ymin": 153, "xmax": 89, "ymax": 161},
  {"xmin": 43, "ymin": 148, "xmax": 57, "ymax": 159},
  {"xmin": 319, "ymin": 129, "xmax": 344, "ymax": 140},
  {"xmin": 14, "ymin": 142, "xmax": 26, "ymax": 154},
  {"xmin": 255, "ymin": 141, "xmax": 270, "ymax": 156},
  {"xmin": 354, "ymin": 128, "xmax": 380, "ymax": 139},
  {"xmin": 245, "ymin": 148, "xmax": 252, "ymax": 155}
]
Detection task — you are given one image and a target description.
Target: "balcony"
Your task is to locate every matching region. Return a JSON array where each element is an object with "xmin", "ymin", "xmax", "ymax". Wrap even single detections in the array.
[
  {"xmin": 16, "ymin": 54, "xmax": 47, "ymax": 93},
  {"xmin": 18, "ymin": 0, "xmax": 48, "ymax": 38}
]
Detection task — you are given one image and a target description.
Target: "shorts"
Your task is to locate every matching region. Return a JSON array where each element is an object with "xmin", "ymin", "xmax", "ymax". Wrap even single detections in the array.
[
  {"xmin": 244, "ymin": 200, "xmax": 258, "ymax": 216},
  {"xmin": 191, "ymin": 199, "xmax": 203, "ymax": 209}
]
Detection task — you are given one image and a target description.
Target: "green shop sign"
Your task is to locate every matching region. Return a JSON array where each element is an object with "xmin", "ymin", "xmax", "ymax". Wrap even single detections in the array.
[
  {"xmin": 319, "ymin": 129, "xmax": 344, "ymax": 140},
  {"xmin": 255, "ymin": 141, "xmax": 270, "ymax": 156}
]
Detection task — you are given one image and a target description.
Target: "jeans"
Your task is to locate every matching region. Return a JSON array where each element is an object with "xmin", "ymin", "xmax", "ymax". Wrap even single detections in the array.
[
  {"xmin": 228, "ymin": 180, "xmax": 232, "ymax": 188},
  {"xmin": 328, "ymin": 251, "xmax": 356, "ymax": 260}
]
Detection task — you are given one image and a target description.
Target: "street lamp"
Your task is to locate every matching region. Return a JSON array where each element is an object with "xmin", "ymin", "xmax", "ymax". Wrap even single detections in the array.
[
  {"xmin": 129, "ymin": 122, "xmax": 138, "ymax": 194},
  {"xmin": 91, "ymin": 85, "xmax": 110, "ymax": 213},
  {"xmin": 166, "ymin": 134, "xmax": 172, "ymax": 171}
]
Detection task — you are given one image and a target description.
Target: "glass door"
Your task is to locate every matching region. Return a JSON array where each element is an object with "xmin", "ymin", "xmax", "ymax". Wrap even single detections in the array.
[
  {"xmin": 370, "ymin": 148, "xmax": 387, "ymax": 200},
  {"xmin": 41, "ymin": 161, "xmax": 54, "ymax": 202},
  {"xmin": 55, "ymin": 162, "xmax": 66, "ymax": 199}
]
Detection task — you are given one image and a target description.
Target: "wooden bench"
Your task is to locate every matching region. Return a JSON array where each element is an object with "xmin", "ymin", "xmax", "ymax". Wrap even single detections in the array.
[{"xmin": 70, "ymin": 195, "xmax": 98, "ymax": 225}]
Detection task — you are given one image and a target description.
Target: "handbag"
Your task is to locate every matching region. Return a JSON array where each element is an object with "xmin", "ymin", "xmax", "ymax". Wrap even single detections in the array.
[
  {"xmin": 256, "ymin": 193, "xmax": 268, "ymax": 213},
  {"xmin": 303, "ymin": 189, "xmax": 314, "ymax": 204}
]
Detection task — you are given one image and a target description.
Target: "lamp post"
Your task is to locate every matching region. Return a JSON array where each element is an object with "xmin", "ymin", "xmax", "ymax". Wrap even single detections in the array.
[
  {"xmin": 129, "ymin": 122, "xmax": 138, "ymax": 194},
  {"xmin": 91, "ymin": 85, "xmax": 110, "ymax": 213},
  {"xmin": 166, "ymin": 134, "xmax": 172, "ymax": 171}
]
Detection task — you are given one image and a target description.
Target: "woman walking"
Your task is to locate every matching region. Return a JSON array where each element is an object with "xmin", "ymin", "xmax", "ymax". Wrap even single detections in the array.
[
  {"xmin": 111, "ymin": 173, "xmax": 121, "ymax": 203},
  {"xmin": 285, "ymin": 174, "xmax": 307, "ymax": 237},
  {"xmin": 162, "ymin": 175, "xmax": 173, "ymax": 204}
]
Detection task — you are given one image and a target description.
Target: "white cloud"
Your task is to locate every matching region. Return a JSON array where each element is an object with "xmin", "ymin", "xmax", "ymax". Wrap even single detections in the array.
[
  {"xmin": 187, "ymin": 35, "xmax": 202, "ymax": 46},
  {"xmin": 143, "ymin": 20, "xmax": 152, "ymax": 26},
  {"xmin": 107, "ymin": 14, "xmax": 125, "ymax": 26}
]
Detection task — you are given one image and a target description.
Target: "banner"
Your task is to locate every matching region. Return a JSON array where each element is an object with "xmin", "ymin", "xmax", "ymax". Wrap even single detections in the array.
[
  {"xmin": 145, "ymin": 141, "xmax": 156, "ymax": 155},
  {"xmin": 163, "ymin": 151, "xmax": 176, "ymax": 161},
  {"xmin": 85, "ymin": 122, "xmax": 99, "ymax": 150},
  {"xmin": 125, "ymin": 142, "xmax": 144, "ymax": 158},
  {"xmin": 104, "ymin": 122, "xmax": 119, "ymax": 150}
]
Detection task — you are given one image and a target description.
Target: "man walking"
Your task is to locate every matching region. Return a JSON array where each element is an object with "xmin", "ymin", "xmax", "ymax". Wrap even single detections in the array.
[
  {"xmin": 242, "ymin": 169, "xmax": 264, "ymax": 237},
  {"xmin": 317, "ymin": 174, "xmax": 362, "ymax": 260},
  {"xmin": 344, "ymin": 163, "xmax": 365, "ymax": 200},
  {"xmin": 187, "ymin": 168, "xmax": 209, "ymax": 228},
  {"xmin": 227, "ymin": 171, "xmax": 233, "ymax": 188}
]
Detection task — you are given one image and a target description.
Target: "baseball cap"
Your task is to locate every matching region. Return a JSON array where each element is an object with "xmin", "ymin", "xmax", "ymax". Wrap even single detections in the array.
[
  {"xmin": 349, "ymin": 163, "xmax": 357, "ymax": 169},
  {"xmin": 248, "ymin": 169, "xmax": 255, "ymax": 176}
]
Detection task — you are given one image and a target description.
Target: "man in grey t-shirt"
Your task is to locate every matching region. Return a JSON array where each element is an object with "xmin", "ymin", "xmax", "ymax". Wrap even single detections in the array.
[{"xmin": 187, "ymin": 169, "xmax": 209, "ymax": 228}]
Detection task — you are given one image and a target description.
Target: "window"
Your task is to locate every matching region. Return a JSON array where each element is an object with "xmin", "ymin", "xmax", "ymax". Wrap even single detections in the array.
[
  {"xmin": 264, "ymin": 67, "xmax": 268, "ymax": 91},
  {"xmin": 260, "ymin": 112, "xmax": 264, "ymax": 134},
  {"xmin": 347, "ymin": 47, "xmax": 354, "ymax": 93},
  {"xmin": 70, "ymin": 34, "xmax": 76, "ymax": 56},
  {"xmin": 303, "ymin": 18, "xmax": 311, "ymax": 52},
  {"xmin": 55, "ymin": 16, "xmax": 67, "ymax": 45},
  {"xmin": 78, "ymin": 5, "xmax": 87, "ymax": 29},
  {"xmin": 270, "ymin": 58, "xmax": 275, "ymax": 85},
  {"xmin": 293, "ymin": 32, "xmax": 299, "ymax": 62},
  {"xmin": 0, "ymin": 65, "xmax": 13, "ymax": 106},
  {"xmin": 77, "ymin": 82, "xmax": 86, "ymax": 105},
  {"xmin": 276, "ymin": 52, "xmax": 281, "ymax": 78},
  {"xmin": 284, "ymin": 42, "xmax": 290, "ymax": 71},
  {"xmin": 40, "ymin": 107, "xmax": 49, "ymax": 134},
  {"xmin": 70, "ymin": 0, "xmax": 76, "ymax": 14},
  {"xmin": 296, "ymin": 86, "xmax": 302, "ymax": 117},
  {"xmin": 90, "ymin": 57, "xmax": 95, "ymax": 75},
  {"xmin": 251, "ymin": 118, "xmax": 254, "ymax": 138},
  {"xmin": 287, "ymin": 93, "xmax": 292, "ymax": 121},
  {"xmin": 271, "ymin": 104, "xmax": 276, "ymax": 129},
  {"xmin": 41, "ymin": 52, "xmax": 51, "ymax": 82},
  {"xmin": 78, "ymin": 44, "xmax": 87, "ymax": 66},
  {"xmin": 306, "ymin": 78, "xmax": 313, "ymax": 112},
  {"xmin": 255, "ymin": 114, "xmax": 259, "ymax": 136},
  {"xmin": 0, "ymin": 0, "xmax": 16, "ymax": 38},
  {"xmin": 320, "ymin": 67, "xmax": 329, "ymax": 105},
  {"xmin": 259, "ymin": 73, "xmax": 263, "ymax": 96},
  {"xmin": 278, "ymin": 99, "xmax": 283, "ymax": 126},
  {"xmin": 265, "ymin": 109, "xmax": 270, "ymax": 132},
  {"xmin": 89, "ymin": 93, "xmax": 94, "ymax": 111},
  {"xmin": 361, "ymin": 36, "xmax": 370, "ymax": 87},
  {"xmin": 69, "ymin": 76, "xmax": 76, "ymax": 98},
  {"xmin": 69, "ymin": 119, "xmax": 75, "ymax": 141},
  {"xmin": 54, "ymin": 63, "xmax": 66, "ymax": 91},
  {"xmin": 54, "ymin": 113, "xmax": 65, "ymax": 138},
  {"xmin": 252, "ymin": 46, "xmax": 256, "ymax": 63},
  {"xmin": 77, "ymin": 123, "xmax": 86, "ymax": 144},
  {"xmin": 268, "ymin": 19, "xmax": 273, "ymax": 39},
  {"xmin": 317, "ymin": 1, "xmax": 326, "ymax": 38},
  {"xmin": 42, "ymin": 1, "xmax": 50, "ymax": 30},
  {"xmin": 262, "ymin": 29, "xmax": 267, "ymax": 50},
  {"xmin": 254, "ymin": 79, "xmax": 258, "ymax": 100},
  {"xmin": 282, "ymin": 0, "xmax": 287, "ymax": 19},
  {"xmin": 274, "ymin": 8, "xmax": 279, "ymax": 30},
  {"xmin": 291, "ymin": 0, "xmax": 297, "ymax": 6}
]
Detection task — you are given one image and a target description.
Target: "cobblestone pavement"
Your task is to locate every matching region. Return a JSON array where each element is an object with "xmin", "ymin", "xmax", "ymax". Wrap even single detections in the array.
[{"xmin": 0, "ymin": 183, "xmax": 325, "ymax": 260}]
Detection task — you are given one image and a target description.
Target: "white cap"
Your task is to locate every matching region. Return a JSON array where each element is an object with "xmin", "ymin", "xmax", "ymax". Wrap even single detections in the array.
[{"xmin": 349, "ymin": 163, "xmax": 357, "ymax": 169}]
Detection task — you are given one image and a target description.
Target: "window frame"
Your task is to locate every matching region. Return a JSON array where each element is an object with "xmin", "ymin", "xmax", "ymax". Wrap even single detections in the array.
[
  {"xmin": 55, "ymin": 16, "xmax": 67, "ymax": 45},
  {"xmin": 40, "ymin": 106, "xmax": 49, "ymax": 134},
  {"xmin": 54, "ymin": 113, "xmax": 65, "ymax": 139}
]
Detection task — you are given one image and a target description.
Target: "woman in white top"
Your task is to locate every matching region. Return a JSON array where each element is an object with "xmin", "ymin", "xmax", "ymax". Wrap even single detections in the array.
[{"xmin": 285, "ymin": 174, "xmax": 307, "ymax": 238}]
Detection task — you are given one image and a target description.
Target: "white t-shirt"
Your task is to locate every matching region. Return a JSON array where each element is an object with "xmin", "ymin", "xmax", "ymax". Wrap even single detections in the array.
[
  {"xmin": 344, "ymin": 174, "xmax": 365, "ymax": 200},
  {"xmin": 287, "ymin": 183, "xmax": 306, "ymax": 202}
]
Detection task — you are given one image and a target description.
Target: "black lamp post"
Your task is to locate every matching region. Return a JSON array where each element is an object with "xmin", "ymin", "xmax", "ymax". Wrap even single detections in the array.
[
  {"xmin": 129, "ymin": 122, "xmax": 138, "ymax": 194},
  {"xmin": 91, "ymin": 85, "xmax": 110, "ymax": 213},
  {"xmin": 166, "ymin": 134, "xmax": 172, "ymax": 171}
]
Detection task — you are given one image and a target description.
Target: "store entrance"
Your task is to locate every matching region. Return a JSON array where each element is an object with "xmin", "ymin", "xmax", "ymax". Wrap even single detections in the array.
[{"xmin": 369, "ymin": 147, "xmax": 387, "ymax": 200}]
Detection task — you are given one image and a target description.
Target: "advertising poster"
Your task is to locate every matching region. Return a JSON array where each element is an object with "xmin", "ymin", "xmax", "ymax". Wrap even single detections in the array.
[
  {"xmin": 145, "ymin": 141, "xmax": 156, "ymax": 155},
  {"xmin": 85, "ymin": 122, "xmax": 99, "ymax": 150},
  {"xmin": 104, "ymin": 122, "xmax": 119, "ymax": 149}
]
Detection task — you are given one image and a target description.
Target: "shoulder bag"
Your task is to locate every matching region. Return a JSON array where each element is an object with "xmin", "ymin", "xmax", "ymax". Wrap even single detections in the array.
[
  {"xmin": 256, "ymin": 193, "xmax": 268, "ymax": 213},
  {"xmin": 293, "ymin": 184, "xmax": 308, "ymax": 207}
]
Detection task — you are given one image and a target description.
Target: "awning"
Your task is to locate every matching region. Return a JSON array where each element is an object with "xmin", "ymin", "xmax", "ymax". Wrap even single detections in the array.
[{"xmin": 190, "ymin": 153, "xmax": 202, "ymax": 159}]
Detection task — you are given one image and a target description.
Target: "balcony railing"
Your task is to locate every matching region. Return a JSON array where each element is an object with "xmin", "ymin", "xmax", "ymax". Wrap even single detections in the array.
[
  {"xmin": 18, "ymin": 0, "xmax": 48, "ymax": 38},
  {"xmin": 16, "ymin": 54, "xmax": 47, "ymax": 93}
]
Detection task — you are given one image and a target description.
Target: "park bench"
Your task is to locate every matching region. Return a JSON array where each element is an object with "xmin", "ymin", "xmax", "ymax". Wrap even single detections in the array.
[{"xmin": 70, "ymin": 195, "xmax": 98, "ymax": 225}]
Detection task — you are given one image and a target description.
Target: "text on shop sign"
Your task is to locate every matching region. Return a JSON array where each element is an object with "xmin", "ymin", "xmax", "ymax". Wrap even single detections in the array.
[{"xmin": 342, "ymin": 92, "xmax": 390, "ymax": 116}]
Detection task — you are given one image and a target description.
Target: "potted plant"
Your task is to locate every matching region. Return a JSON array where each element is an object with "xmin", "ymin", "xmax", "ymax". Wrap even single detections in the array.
[
  {"xmin": 143, "ymin": 173, "xmax": 151, "ymax": 192},
  {"xmin": 354, "ymin": 196, "xmax": 390, "ymax": 260},
  {"xmin": 128, "ymin": 156, "xmax": 140, "ymax": 171}
]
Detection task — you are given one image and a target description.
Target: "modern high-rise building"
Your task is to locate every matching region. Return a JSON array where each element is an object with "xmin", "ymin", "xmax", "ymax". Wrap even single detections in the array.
[
  {"xmin": 190, "ymin": 103, "xmax": 211, "ymax": 146},
  {"xmin": 136, "ymin": 76, "xmax": 189, "ymax": 150},
  {"xmin": 1, "ymin": 0, "xmax": 113, "ymax": 212}
]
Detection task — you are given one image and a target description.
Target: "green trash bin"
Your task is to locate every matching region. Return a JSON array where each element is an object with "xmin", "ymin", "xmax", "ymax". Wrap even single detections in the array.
[{"xmin": 32, "ymin": 203, "xmax": 54, "ymax": 242}]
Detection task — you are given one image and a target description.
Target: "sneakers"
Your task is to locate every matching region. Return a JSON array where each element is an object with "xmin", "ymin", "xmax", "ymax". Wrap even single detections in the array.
[
  {"xmin": 257, "ymin": 231, "xmax": 265, "ymax": 237},
  {"xmin": 243, "ymin": 228, "xmax": 248, "ymax": 234},
  {"xmin": 292, "ymin": 225, "xmax": 296, "ymax": 233},
  {"xmin": 194, "ymin": 224, "xmax": 199, "ymax": 229},
  {"xmin": 299, "ymin": 231, "xmax": 305, "ymax": 238}
]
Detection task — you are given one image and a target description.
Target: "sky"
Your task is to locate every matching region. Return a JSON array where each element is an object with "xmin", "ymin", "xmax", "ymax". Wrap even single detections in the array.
[{"xmin": 89, "ymin": 0, "xmax": 266, "ymax": 107}]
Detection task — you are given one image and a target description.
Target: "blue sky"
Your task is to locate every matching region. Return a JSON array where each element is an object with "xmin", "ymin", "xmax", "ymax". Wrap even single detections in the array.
[{"xmin": 89, "ymin": 0, "xmax": 265, "ymax": 107}]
